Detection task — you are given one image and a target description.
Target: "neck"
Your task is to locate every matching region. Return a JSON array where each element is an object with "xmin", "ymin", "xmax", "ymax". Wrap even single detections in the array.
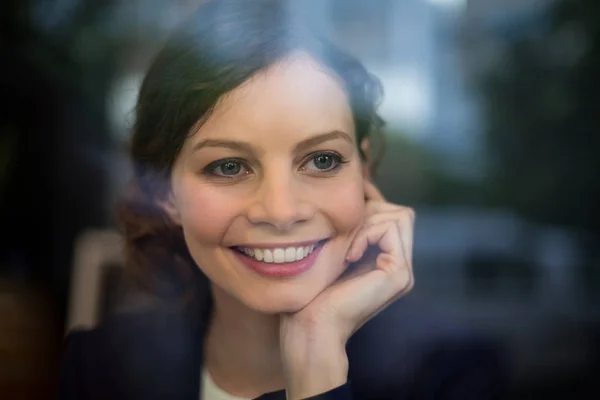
[{"xmin": 204, "ymin": 285, "xmax": 285, "ymax": 398}]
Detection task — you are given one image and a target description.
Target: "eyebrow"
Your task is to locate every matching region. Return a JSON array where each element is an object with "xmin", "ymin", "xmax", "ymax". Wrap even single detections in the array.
[{"xmin": 192, "ymin": 130, "xmax": 354, "ymax": 155}]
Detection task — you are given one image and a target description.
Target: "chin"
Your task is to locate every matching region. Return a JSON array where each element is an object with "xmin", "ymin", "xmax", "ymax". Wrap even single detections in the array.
[{"xmin": 238, "ymin": 285, "xmax": 323, "ymax": 314}]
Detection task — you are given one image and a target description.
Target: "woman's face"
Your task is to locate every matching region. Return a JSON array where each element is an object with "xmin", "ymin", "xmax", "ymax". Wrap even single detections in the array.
[{"xmin": 166, "ymin": 53, "xmax": 366, "ymax": 313}]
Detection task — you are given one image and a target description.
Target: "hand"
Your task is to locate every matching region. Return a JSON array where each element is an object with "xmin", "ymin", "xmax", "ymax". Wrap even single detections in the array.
[{"xmin": 280, "ymin": 180, "xmax": 415, "ymax": 399}]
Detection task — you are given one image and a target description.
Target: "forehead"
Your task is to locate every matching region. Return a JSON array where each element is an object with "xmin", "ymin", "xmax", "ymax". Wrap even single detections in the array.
[{"xmin": 192, "ymin": 53, "xmax": 354, "ymax": 143}]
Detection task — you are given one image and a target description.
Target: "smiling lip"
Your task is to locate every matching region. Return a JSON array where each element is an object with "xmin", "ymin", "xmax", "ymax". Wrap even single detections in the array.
[{"xmin": 231, "ymin": 240, "xmax": 327, "ymax": 278}]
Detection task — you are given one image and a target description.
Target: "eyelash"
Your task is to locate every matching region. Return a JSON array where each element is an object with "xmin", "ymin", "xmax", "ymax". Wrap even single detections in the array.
[{"xmin": 202, "ymin": 151, "xmax": 349, "ymax": 179}]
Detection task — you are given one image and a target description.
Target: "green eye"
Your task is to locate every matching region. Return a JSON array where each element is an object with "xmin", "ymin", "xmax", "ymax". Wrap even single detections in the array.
[
  {"xmin": 205, "ymin": 159, "xmax": 249, "ymax": 178},
  {"xmin": 303, "ymin": 152, "xmax": 346, "ymax": 172},
  {"xmin": 218, "ymin": 161, "xmax": 242, "ymax": 175},
  {"xmin": 313, "ymin": 154, "xmax": 335, "ymax": 170}
]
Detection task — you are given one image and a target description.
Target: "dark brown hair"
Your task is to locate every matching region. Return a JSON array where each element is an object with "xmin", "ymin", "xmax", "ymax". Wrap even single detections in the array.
[{"xmin": 118, "ymin": 0, "xmax": 385, "ymax": 298}]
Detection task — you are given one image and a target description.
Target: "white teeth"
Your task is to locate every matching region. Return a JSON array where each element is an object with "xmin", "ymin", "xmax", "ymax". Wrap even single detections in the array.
[
  {"xmin": 263, "ymin": 249, "xmax": 274, "ymax": 263},
  {"xmin": 273, "ymin": 249, "xmax": 285, "ymax": 263},
  {"xmin": 285, "ymin": 247, "xmax": 296, "ymax": 262},
  {"xmin": 238, "ymin": 243, "xmax": 320, "ymax": 264}
]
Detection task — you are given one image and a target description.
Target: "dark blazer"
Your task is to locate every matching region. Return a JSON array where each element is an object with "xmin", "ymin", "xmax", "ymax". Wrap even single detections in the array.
[{"xmin": 60, "ymin": 296, "xmax": 508, "ymax": 400}]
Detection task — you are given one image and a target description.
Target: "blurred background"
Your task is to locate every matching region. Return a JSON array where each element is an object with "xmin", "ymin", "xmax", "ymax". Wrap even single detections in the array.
[{"xmin": 1, "ymin": 0, "xmax": 599, "ymax": 398}]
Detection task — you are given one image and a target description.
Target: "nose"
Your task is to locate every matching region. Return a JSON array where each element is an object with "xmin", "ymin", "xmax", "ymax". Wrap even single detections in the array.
[{"xmin": 247, "ymin": 171, "xmax": 313, "ymax": 231}]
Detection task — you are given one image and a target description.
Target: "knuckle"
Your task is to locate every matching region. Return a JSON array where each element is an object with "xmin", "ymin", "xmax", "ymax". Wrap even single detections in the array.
[
  {"xmin": 404, "ymin": 207, "xmax": 416, "ymax": 219},
  {"xmin": 397, "ymin": 208, "xmax": 415, "ymax": 225},
  {"xmin": 406, "ymin": 274, "xmax": 415, "ymax": 292},
  {"xmin": 400, "ymin": 275, "xmax": 414, "ymax": 294},
  {"xmin": 409, "ymin": 209, "xmax": 416, "ymax": 222},
  {"xmin": 391, "ymin": 267, "xmax": 413, "ymax": 293}
]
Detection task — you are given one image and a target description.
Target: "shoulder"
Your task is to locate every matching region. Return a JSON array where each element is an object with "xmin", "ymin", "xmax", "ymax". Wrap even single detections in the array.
[
  {"xmin": 346, "ymin": 298, "xmax": 508, "ymax": 399},
  {"xmin": 60, "ymin": 307, "xmax": 203, "ymax": 400},
  {"xmin": 60, "ymin": 319, "xmax": 116, "ymax": 399}
]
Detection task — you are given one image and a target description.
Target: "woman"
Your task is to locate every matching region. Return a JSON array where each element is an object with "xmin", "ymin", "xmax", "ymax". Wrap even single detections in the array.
[{"xmin": 61, "ymin": 1, "xmax": 506, "ymax": 399}]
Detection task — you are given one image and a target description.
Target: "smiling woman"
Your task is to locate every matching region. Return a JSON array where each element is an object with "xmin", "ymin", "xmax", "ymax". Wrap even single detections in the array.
[
  {"xmin": 60, "ymin": 1, "xmax": 506, "ymax": 399},
  {"xmin": 162, "ymin": 55, "xmax": 368, "ymax": 314}
]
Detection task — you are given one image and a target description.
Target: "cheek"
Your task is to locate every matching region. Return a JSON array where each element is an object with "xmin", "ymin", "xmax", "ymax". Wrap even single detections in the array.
[
  {"xmin": 321, "ymin": 176, "xmax": 365, "ymax": 233},
  {"xmin": 176, "ymin": 182, "xmax": 242, "ymax": 245}
]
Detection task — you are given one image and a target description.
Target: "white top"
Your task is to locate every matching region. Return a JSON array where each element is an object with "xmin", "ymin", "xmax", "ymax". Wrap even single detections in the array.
[{"xmin": 201, "ymin": 369, "xmax": 251, "ymax": 400}]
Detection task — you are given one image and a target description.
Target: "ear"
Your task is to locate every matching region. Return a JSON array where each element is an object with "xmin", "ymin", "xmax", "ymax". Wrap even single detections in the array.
[
  {"xmin": 360, "ymin": 137, "xmax": 372, "ymax": 181},
  {"xmin": 157, "ymin": 191, "xmax": 182, "ymax": 226}
]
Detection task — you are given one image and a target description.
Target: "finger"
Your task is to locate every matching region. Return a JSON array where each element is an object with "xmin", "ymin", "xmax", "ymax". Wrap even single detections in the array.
[
  {"xmin": 364, "ymin": 179, "xmax": 385, "ymax": 202},
  {"xmin": 336, "ymin": 222, "xmax": 414, "ymax": 336},
  {"xmin": 365, "ymin": 200, "xmax": 400, "ymax": 216},
  {"xmin": 337, "ymin": 252, "xmax": 412, "ymax": 334},
  {"xmin": 364, "ymin": 208, "xmax": 415, "ymax": 266},
  {"xmin": 346, "ymin": 221, "xmax": 400, "ymax": 263},
  {"xmin": 355, "ymin": 273, "xmax": 413, "ymax": 333},
  {"xmin": 364, "ymin": 207, "xmax": 414, "ymax": 228},
  {"xmin": 398, "ymin": 208, "xmax": 415, "ymax": 267}
]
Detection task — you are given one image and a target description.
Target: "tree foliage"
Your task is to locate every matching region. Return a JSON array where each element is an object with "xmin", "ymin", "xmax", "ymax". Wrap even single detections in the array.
[{"xmin": 481, "ymin": 0, "xmax": 600, "ymax": 232}]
